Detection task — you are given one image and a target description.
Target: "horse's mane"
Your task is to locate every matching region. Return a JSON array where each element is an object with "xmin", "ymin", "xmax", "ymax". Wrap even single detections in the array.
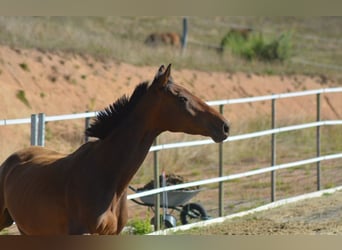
[{"xmin": 85, "ymin": 81, "xmax": 149, "ymax": 139}]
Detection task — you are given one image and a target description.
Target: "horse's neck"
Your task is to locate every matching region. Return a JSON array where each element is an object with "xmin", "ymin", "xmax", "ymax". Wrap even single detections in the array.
[{"xmin": 91, "ymin": 113, "xmax": 159, "ymax": 195}]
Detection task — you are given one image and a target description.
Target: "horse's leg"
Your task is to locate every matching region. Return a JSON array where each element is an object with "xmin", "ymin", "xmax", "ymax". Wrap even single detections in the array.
[
  {"xmin": 0, "ymin": 209, "xmax": 14, "ymax": 231},
  {"xmin": 116, "ymin": 193, "xmax": 128, "ymax": 234},
  {"xmin": 17, "ymin": 227, "xmax": 27, "ymax": 235}
]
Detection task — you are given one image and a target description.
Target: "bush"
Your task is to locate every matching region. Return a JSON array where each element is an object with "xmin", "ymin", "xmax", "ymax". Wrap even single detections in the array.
[
  {"xmin": 16, "ymin": 89, "xmax": 31, "ymax": 108},
  {"xmin": 221, "ymin": 32, "xmax": 293, "ymax": 62},
  {"xmin": 127, "ymin": 218, "xmax": 152, "ymax": 235}
]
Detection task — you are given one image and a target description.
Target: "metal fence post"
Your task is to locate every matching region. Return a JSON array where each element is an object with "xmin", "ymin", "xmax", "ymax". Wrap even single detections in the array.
[
  {"xmin": 218, "ymin": 104, "xmax": 224, "ymax": 217},
  {"xmin": 30, "ymin": 114, "xmax": 38, "ymax": 146},
  {"xmin": 181, "ymin": 17, "xmax": 188, "ymax": 54},
  {"xmin": 316, "ymin": 93, "xmax": 321, "ymax": 190},
  {"xmin": 271, "ymin": 98, "xmax": 276, "ymax": 202},
  {"xmin": 153, "ymin": 138, "xmax": 160, "ymax": 231},
  {"xmin": 38, "ymin": 113, "xmax": 45, "ymax": 146}
]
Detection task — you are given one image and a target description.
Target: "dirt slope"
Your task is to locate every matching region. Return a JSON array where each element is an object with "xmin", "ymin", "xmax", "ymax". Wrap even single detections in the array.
[
  {"xmin": 1, "ymin": 45, "xmax": 341, "ymax": 119},
  {"xmin": 1, "ymin": 45, "xmax": 341, "ymax": 160}
]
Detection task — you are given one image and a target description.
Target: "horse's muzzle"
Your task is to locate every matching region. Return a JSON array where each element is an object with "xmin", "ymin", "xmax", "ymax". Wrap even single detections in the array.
[{"xmin": 212, "ymin": 121, "xmax": 229, "ymax": 143}]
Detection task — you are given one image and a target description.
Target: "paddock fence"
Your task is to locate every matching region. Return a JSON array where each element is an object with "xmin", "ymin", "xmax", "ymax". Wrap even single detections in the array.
[{"xmin": 1, "ymin": 87, "xmax": 342, "ymax": 231}]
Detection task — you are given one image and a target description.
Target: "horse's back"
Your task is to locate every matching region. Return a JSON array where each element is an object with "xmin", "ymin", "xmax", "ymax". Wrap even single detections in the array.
[
  {"xmin": 0, "ymin": 146, "xmax": 70, "ymax": 234},
  {"xmin": 1, "ymin": 146, "xmax": 68, "ymax": 185},
  {"xmin": 0, "ymin": 146, "xmax": 66, "ymax": 203}
]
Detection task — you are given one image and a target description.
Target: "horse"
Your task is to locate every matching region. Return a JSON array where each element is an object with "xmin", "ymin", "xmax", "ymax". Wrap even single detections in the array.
[
  {"xmin": 144, "ymin": 32, "xmax": 181, "ymax": 47},
  {"xmin": 0, "ymin": 64, "xmax": 229, "ymax": 235}
]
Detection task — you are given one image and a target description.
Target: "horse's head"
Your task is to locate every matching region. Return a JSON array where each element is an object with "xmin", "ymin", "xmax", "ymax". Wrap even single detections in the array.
[{"xmin": 148, "ymin": 64, "xmax": 229, "ymax": 143}]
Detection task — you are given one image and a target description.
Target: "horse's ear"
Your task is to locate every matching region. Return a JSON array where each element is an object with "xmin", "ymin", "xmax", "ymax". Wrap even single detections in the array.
[
  {"xmin": 152, "ymin": 64, "xmax": 171, "ymax": 88},
  {"xmin": 157, "ymin": 65, "xmax": 165, "ymax": 76},
  {"xmin": 165, "ymin": 63, "xmax": 171, "ymax": 78}
]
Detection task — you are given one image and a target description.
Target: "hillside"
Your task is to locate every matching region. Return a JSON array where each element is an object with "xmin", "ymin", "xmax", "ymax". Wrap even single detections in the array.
[
  {"xmin": 0, "ymin": 44, "xmax": 341, "ymax": 159},
  {"xmin": 0, "ymin": 17, "xmax": 341, "ymax": 80}
]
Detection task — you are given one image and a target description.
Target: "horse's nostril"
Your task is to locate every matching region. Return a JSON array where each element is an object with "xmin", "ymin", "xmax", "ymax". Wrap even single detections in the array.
[{"xmin": 223, "ymin": 123, "xmax": 229, "ymax": 134}]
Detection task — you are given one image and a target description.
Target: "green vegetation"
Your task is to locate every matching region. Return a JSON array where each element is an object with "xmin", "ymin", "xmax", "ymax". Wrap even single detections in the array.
[
  {"xmin": 0, "ymin": 229, "xmax": 9, "ymax": 235},
  {"xmin": 126, "ymin": 218, "xmax": 153, "ymax": 235},
  {"xmin": 221, "ymin": 32, "xmax": 293, "ymax": 62},
  {"xmin": 16, "ymin": 89, "xmax": 31, "ymax": 108},
  {"xmin": 19, "ymin": 62, "xmax": 30, "ymax": 72},
  {"xmin": 0, "ymin": 17, "xmax": 340, "ymax": 80}
]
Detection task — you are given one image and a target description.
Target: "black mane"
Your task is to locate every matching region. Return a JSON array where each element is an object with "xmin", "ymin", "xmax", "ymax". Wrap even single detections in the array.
[{"xmin": 85, "ymin": 81, "xmax": 149, "ymax": 139}]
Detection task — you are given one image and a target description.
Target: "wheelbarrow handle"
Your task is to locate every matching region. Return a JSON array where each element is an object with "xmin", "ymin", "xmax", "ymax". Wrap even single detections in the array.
[
  {"xmin": 128, "ymin": 185, "xmax": 150, "ymax": 206},
  {"xmin": 128, "ymin": 185, "xmax": 137, "ymax": 192}
]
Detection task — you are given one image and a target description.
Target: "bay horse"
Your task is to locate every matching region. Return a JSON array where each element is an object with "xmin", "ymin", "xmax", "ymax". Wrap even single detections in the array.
[
  {"xmin": 144, "ymin": 32, "xmax": 181, "ymax": 47},
  {"xmin": 0, "ymin": 64, "xmax": 229, "ymax": 235}
]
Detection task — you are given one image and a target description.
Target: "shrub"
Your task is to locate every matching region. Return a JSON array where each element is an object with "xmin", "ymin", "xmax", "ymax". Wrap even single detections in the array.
[
  {"xmin": 19, "ymin": 62, "xmax": 30, "ymax": 72},
  {"xmin": 127, "ymin": 218, "xmax": 152, "ymax": 235},
  {"xmin": 221, "ymin": 32, "xmax": 292, "ymax": 62},
  {"xmin": 16, "ymin": 89, "xmax": 31, "ymax": 108}
]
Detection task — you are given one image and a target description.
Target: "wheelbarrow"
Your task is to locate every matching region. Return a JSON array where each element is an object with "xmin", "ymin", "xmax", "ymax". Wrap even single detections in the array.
[{"xmin": 129, "ymin": 185, "xmax": 209, "ymax": 228}]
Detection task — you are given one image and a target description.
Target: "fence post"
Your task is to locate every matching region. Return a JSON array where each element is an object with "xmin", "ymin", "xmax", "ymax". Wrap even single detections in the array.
[
  {"xmin": 85, "ymin": 111, "xmax": 90, "ymax": 143},
  {"xmin": 181, "ymin": 17, "xmax": 188, "ymax": 54},
  {"xmin": 218, "ymin": 104, "xmax": 224, "ymax": 217},
  {"xmin": 38, "ymin": 113, "xmax": 45, "ymax": 146},
  {"xmin": 153, "ymin": 138, "xmax": 160, "ymax": 231},
  {"xmin": 316, "ymin": 93, "xmax": 321, "ymax": 190},
  {"xmin": 30, "ymin": 114, "xmax": 38, "ymax": 146},
  {"xmin": 271, "ymin": 98, "xmax": 276, "ymax": 202}
]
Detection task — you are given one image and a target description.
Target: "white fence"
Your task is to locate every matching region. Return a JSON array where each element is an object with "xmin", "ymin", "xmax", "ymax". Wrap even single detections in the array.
[{"xmin": 1, "ymin": 87, "xmax": 342, "ymax": 231}]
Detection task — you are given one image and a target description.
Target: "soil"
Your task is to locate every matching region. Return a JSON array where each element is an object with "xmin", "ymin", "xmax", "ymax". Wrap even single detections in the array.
[
  {"xmin": 1, "ymin": 45, "xmax": 341, "ymax": 161},
  {"xmin": 177, "ymin": 190, "xmax": 342, "ymax": 235}
]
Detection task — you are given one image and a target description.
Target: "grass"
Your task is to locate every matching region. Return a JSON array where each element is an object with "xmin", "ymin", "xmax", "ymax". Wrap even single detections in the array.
[
  {"xmin": 0, "ymin": 229, "xmax": 9, "ymax": 235},
  {"xmin": 125, "ymin": 113, "xmax": 342, "ymax": 223},
  {"xmin": 0, "ymin": 17, "xmax": 340, "ymax": 81},
  {"xmin": 221, "ymin": 31, "xmax": 293, "ymax": 62},
  {"xmin": 125, "ymin": 217, "xmax": 153, "ymax": 235},
  {"xmin": 19, "ymin": 62, "xmax": 30, "ymax": 72}
]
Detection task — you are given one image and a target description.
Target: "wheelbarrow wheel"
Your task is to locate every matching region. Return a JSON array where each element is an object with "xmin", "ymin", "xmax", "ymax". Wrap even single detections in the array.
[
  {"xmin": 150, "ymin": 214, "xmax": 177, "ymax": 229},
  {"xmin": 180, "ymin": 203, "xmax": 208, "ymax": 225}
]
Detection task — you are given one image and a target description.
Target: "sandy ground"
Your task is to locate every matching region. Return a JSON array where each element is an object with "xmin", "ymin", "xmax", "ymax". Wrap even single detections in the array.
[
  {"xmin": 176, "ymin": 190, "xmax": 342, "ymax": 235},
  {"xmin": 4, "ymin": 190, "xmax": 342, "ymax": 235}
]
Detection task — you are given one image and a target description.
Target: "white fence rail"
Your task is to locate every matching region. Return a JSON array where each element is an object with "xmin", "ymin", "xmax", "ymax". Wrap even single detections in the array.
[
  {"xmin": 149, "ymin": 120, "xmax": 342, "ymax": 151},
  {"xmin": 127, "ymin": 152, "xmax": 342, "ymax": 200},
  {"xmin": 1, "ymin": 87, "xmax": 342, "ymax": 231}
]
